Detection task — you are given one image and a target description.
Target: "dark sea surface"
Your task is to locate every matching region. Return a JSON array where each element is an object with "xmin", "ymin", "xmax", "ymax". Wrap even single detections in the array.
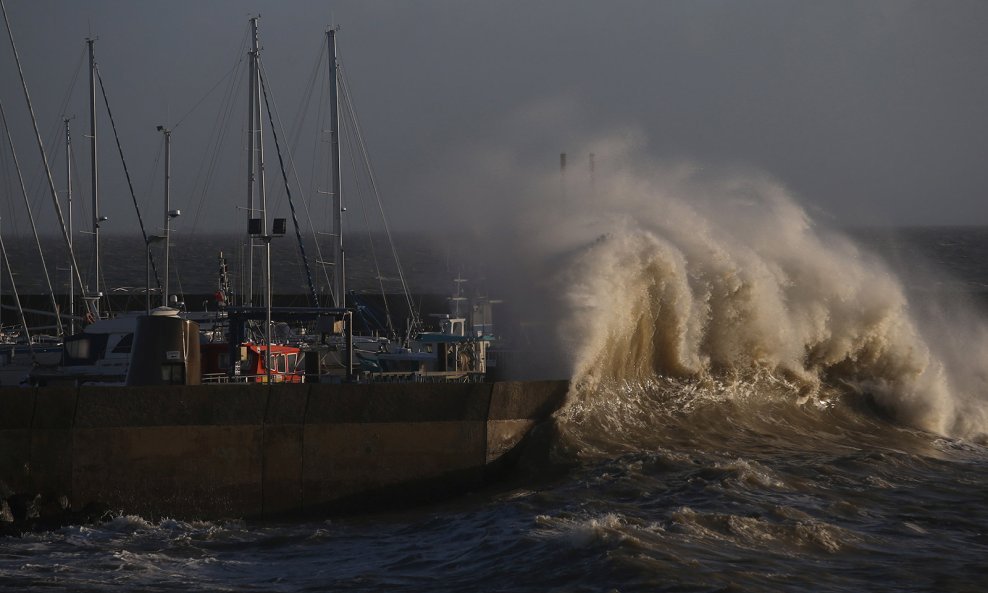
[
  {"xmin": 2, "ymin": 226, "xmax": 988, "ymax": 592},
  {"xmin": 1, "ymin": 232, "xmax": 457, "ymax": 297}
]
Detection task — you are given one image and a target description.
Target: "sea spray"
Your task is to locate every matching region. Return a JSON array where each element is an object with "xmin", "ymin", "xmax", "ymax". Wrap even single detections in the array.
[
  {"xmin": 499, "ymin": 152, "xmax": 988, "ymax": 439},
  {"xmin": 409, "ymin": 115, "xmax": 987, "ymax": 437}
]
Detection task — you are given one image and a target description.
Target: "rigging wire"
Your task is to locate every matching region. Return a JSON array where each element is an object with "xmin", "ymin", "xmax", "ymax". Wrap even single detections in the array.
[
  {"xmin": 338, "ymin": 61, "xmax": 419, "ymax": 336},
  {"xmin": 0, "ymin": 97, "xmax": 63, "ymax": 336},
  {"xmin": 302, "ymin": 48, "xmax": 333, "ymax": 298},
  {"xmin": 97, "ymin": 257, "xmax": 112, "ymax": 316},
  {"xmin": 172, "ymin": 53, "xmax": 243, "ymax": 131},
  {"xmin": 135, "ymin": 137, "xmax": 163, "ymax": 304},
  {"xmin": 285, "ymin": 36, "xmax": 325, "ymax": 157},
  {"xmin": 23, "ymin": 112, "xmax": 71, "ymax": 241},
  {"xmin": 0, "ymin": 125, "xmax": 18, "ymax": 231},
  {"xmin": 172, "ymin": 248, "xmax": 185, "ymax": 308},
  {"xmin": 257, "ymin": 62, "xmax": 318, "ymax": 306},
  {"xmin": 325, "ymin": 43, "xmax": 393, "ymax": 332},
  {"xmin": 340, "ymin": 107, "xmax": 394, "ymax": 336},
  {"xmin": 1, "ymin": 0, "xmax": 92, "ymax": 316},
  {"xmin": 95, "ymin": 65, "xmax": 161, "ymax": 291},
  {"xmin": 165, "ymin": 27, "xmax": 249, "ymax": 305},
  {"xmin": 52, "ymin": 47, "xmax": 86, "ymax": 142},
  {"xmin": 143, "ymin": 139, "xmax": 163, "ymax": 221},
  {"xmin": 23, "ymin": 46, "xmax": 86, "ymax": 238},
  {"xmin": 277, "ymin": 37, "xmax": 332, "ymax": 302},
  {"xmin": 0, "ymin": 217, "xmax": 35, "ymax": 359},
  {"xmin": 69, "ymin": 128, "xmax": 90, "ymax": 249},
  {"xmin": 256, "ymin": 55, "xmax": 332, "ymax": 304},
  {"xmin": 309, "ymin": 70, "xmax": 333, "ymax": 297},
  {"xmin": 187, "ymin": 29, "xmax": 249, "ymax": 237}
]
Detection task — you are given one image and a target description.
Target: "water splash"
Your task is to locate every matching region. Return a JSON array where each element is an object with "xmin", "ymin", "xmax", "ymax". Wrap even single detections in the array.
[{"xmin": 512, "ymin": 151, "xmax": 988, "ymax": 439}]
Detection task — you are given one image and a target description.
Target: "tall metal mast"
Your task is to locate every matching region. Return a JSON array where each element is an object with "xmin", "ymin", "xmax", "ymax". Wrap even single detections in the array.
[
  {"xmin": 255, "ymin": 36, "xmax": 268, "ymax": 287},
  {"xmin": 245, "ymin": 17, "xmax": 259, "ymax": 305},
  {"xmin": 256, "ymin": 27, "xmax": 271, "ymax": 382},
  {"xmin": 328, "ymin": 26, "xmax": 344, "ymax": 308},
  {"xmin": 88, "ymin": 37, "xmax": 101, "ymax": 318},
  {"xmin": 245, "ymin": 16, "xmax": 272, "ymax": 380},
  {"xmin": 65, "ymin": 117, "xmax": 74, "ymax": 334},
  {"xmin": 160, "ymin": 126, "xmax": 172, "ymax": 306}
]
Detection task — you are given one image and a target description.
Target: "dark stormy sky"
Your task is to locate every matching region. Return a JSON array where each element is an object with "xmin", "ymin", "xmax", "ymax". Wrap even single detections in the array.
[{"xmin": 2, "ymin": 0, "xmax": 988, "ymax": 240}]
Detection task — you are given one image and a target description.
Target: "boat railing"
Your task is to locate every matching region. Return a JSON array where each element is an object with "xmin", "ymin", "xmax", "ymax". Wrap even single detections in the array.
[
  {"xmin": 201, "ymin": 371, "xmax": 486, "ymax": 385},
  {"xmin": 201, "ymin": 373, "xmax": 306, "ymax": 385},
  {"xmin": 360, "ymin": 371, "xmax": 486, "ymax": 384},
  {"xmin": 201, "ymin": 373, "xmax": 251, "ymax": 384}
]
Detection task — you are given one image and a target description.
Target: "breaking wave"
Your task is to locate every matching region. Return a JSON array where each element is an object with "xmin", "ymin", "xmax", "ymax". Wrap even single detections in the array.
[{"xmin": 514, "ymin": 154, "xmax": 988, "ymax": 440}]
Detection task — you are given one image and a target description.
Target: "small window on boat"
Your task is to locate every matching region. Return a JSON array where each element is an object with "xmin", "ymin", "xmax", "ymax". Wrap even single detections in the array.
[
  {"xmin": 63, "ymin": 333, "xmax": 109, "ymax": 364},
  {"xmin": 112, "ymin": 333, "xmax": 134, "ymax": 354},
  {"xmin": 65, "ymin": 338, "xmax": 90, "ymax": 360},
  {"xmin": 161, "ymin": 363, "xmax": 185, "ymax": 385}
]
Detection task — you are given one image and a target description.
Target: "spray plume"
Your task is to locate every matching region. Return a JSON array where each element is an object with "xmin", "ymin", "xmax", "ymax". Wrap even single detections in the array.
[{"xmin": 439, "ymin": 127, "xmax": 986, "ymax": 439}]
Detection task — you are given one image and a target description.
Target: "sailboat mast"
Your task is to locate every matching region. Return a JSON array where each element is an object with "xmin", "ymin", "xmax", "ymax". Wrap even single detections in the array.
[
  {"xmin": 87, "ymin": 37, "xmax": 101, "ymax": 318},
  {"xmin": 65, "ymin": 117, "xmax": 74, "ymax": 334},
  {"xmin": 328, "ymin": 27, "xmax": 344, "ymax": 308},
  {"xmin": 244, "ymin": 16, "xmax": 273, "ymax": 380},
  {"xmin": 245, "ymin": 16, "xmax": 258, "ymax": 305},
  {"xmin": 255, "ymin": 43, "xmax": 268, "ymax": 251},
  {"xmin": 161, "ymin": 126, "xmax": 171, "ymax": 306},
  {"xmin": 256, "ymin": 34, "xmax": 272, "ymax": 382}
]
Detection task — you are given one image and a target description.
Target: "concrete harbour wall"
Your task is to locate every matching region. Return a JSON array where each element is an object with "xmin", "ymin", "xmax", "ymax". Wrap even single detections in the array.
[{"xmin": 0, "ymin": 381, "xmax": 568, "ymax": 520}]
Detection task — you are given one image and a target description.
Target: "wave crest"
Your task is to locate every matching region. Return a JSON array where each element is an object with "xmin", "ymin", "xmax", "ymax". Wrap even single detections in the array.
[{"xmin": 540, "ymin": 163, "xmax": 988, "ymax": 438}]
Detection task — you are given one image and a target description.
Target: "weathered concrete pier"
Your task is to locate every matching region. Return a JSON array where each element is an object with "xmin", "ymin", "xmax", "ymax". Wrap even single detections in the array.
[{"xmin": 0, "ymin": 380, "xmax": 568, "ymax": 522}]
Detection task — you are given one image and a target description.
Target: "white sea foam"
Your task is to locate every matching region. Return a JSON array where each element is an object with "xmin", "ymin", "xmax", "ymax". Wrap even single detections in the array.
[
  {"xmin": 532, "ymin": 512, "xmax": 638, "ymax": 549},
  {"xmin": 483, "ymin": 133, "xmax": 988, "ymax": 439}
]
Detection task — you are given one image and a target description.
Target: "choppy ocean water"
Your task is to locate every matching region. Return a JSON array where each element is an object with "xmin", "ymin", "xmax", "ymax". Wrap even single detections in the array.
[
  {"xmin": 2, "ymin": 380, "xmax": 986, "ymax": 592},
  {"xmin": 2, "ymin": 223, "xmax": 988, "ymax": 592}
]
